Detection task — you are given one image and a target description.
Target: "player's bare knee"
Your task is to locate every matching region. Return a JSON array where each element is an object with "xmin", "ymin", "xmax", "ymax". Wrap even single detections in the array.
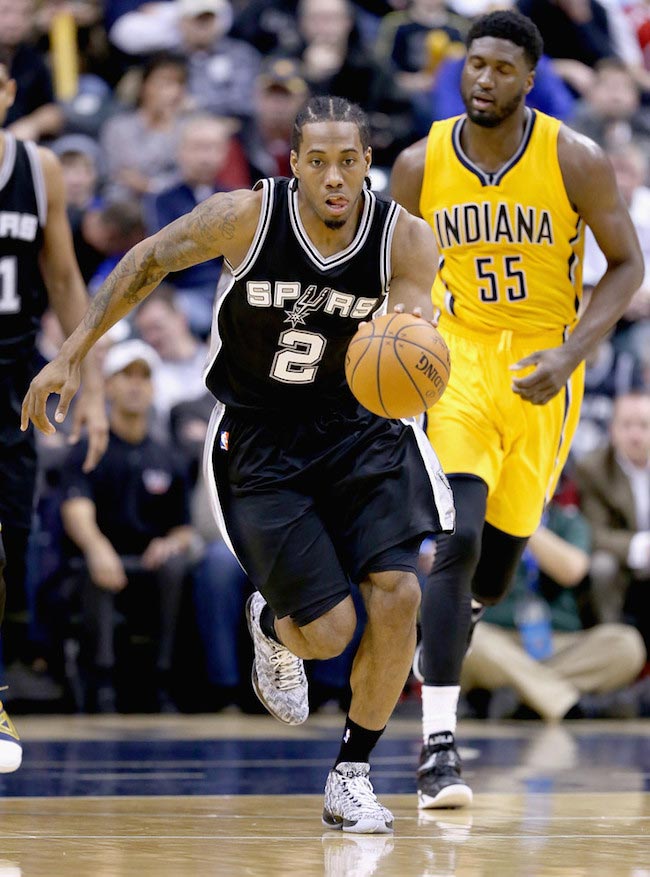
[
  {"xmin": 300, "ymin": 601, "xmax": 357, "ymax": 659},
  {"xmin": 367, "ymin": 571, "xmax": 421, "ymax": 622}
]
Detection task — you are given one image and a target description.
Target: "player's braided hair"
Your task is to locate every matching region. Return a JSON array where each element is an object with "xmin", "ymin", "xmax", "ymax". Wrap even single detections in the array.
[
  {"xmin": 291, "ymin": 96, "xmax": 370, "ymax": 153},
  {"xmin": 467, "ymin": 10, "xmax": 544, "ymax": 70}
]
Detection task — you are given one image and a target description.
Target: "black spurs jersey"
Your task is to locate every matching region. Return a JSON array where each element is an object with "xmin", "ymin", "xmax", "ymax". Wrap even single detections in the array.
[
  {"xmin": 205, "ymin": 177, "xmax": 401, "ymax": 411},
  {"xmin": 0, "ymin": 133, "xmax": 47, "ymax": 368}
]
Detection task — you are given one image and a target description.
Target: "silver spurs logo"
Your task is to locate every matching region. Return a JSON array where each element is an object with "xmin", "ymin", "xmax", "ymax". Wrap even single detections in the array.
[{"xmin": 284, "ymin": 285, "xmax": 330, "ymax": 328}]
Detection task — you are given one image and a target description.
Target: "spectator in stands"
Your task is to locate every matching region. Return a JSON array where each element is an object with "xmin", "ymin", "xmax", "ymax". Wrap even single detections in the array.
[
  {"xmin": 100, "ymin": 53, "xmax": 189, "ymax": 203},
  {"xmin": 144, "ymin": 114, "xmax": 230, "ymax": 336},
  {"xmin": 571, "ymin": 57, "xmax": 650, "ymax": 147},
  {"xmin": 571, "ymin": 321, "xmax": 646, "ymax": 460},
  {"xmin": 59, "ymin": 339, "xmax": 196, "ymax": 713},
  {"xmin": 51, "ymin": 134, "xmax": 102, "ymax": 211},
  {"xmin": 575, "ymin": 391, "xmax": 650, "ymax": 652},
  {"xmin": 134, "ymin": 285, "xmax": 209, "ymax": 419},
  {"xmin": 231, "ymin": 0, "xmax": 301, "ymax": 56},
  {"xmin": 0, "ymin": 0, "xmax": 64, "ymax": 140},
  {"xmin": 374, "ymin": 0, "xmax": 467, "ymax": 101},
  {"xmin": 460, "ymin": 494, "xmax": 647, "ymax": 720},
  {"xmin": 68, "ymin": 199, "xmax": 146, "ymax": 288},
  {"xmin": 109, "ymin": 0, "xmax": 261, "ymax": 122},
  {"xmin": 279, "ymin": 0, "xmax": 414, "ymax": 165},
  {"xmin": 34, "ymin": 0, "xmax": 119, "ymax": 92},
  {"xmin": 517, "ymin": 0, "xmax": 617, "ymax": 85},
  {"xmin": 292, "ymin": 0, "xmax": 388, "ymax": 107},
  {"xmin": 241, "ymin": 58, "xmax": 310, "ymax": 182},
  {"xmin": 625, "ymin": 0, "xmax": 650, "ymax": 72},
  {"xmin": 581, "ymin": 141, "xmax": 650, "ymax": 379}
]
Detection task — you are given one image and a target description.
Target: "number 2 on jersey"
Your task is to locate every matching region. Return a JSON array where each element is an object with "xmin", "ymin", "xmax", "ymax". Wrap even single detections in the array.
[
  {"xmin": 0, "ymin": 256, "xmax": 20, "ymax": 314},
  {"xmin": 475, "ymin": 255, "xmax": 528, "ymax": 303},
  {"xmin": 271, "ymin": 329, "xmax": 326, "ymax": 383}
]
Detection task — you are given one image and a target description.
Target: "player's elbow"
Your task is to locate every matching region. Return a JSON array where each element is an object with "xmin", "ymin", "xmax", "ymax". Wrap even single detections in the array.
[{"xmin": 622, "ymin": 247, "xmax": 645, "ymax": 297}]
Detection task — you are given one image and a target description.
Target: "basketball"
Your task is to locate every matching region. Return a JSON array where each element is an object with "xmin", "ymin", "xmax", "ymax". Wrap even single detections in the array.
[{"xmin": 345, "ymin": 312, "xmax": 451, "ymax": 418}]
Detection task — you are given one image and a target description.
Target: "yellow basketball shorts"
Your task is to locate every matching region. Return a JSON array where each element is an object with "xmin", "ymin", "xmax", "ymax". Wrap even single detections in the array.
[{"xmin": 426, "ymin": 320, "xmax": 584, "ymax": 538}]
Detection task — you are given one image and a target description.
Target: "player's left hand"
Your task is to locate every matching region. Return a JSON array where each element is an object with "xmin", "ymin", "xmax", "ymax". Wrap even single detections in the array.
[
  {"xmin": 392, "ymin": 303, "xmax": 439, "ymax": 327},
  {"xmin": 510, "ymin": 347, "xmax": 576, "ymax": 405},
  {"xmin": 21, "ymin": 357, "xmax": 109, "ymax": 472},
  {"xmin": 21, "ymin": 356, "xmax": 81, "ymax": 437}
]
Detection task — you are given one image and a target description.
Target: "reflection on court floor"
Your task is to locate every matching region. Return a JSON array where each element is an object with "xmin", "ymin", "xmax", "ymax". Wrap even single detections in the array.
[{"xmin": 0, "ymin": 716, "xmax": 648, "ymax": 876}]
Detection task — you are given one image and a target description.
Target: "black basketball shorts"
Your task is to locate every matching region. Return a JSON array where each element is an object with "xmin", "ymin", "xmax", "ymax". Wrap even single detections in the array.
[
  {"xmin": 0, "ymin": 362, "xmax": 38, "ymax": 530},
  {"xmin": 204, "ymin": 401, "xmax": 455, "ymax": 626}
]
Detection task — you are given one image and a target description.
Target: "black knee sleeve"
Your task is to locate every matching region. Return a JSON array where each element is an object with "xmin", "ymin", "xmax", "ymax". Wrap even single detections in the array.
[
  {"xmin": 419, "ymin": 475, "xmax": 487, "ymax": 685},
  {"xmin": 472, "ymin": 523, "xmax": 528, "ymax": 606}
]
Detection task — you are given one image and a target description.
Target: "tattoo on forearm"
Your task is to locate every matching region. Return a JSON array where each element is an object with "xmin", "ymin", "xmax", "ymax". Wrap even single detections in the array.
[
  {"xmin": 82, "ymin": 244, "xmax": 163, "ymax": 330},
  {"xmin": 82, "ymin": 193, "xmax": 241, "ymax": 332},
  {"xmin": 83, "ymin": 284, "xmax": 113, "ymax": 330}
]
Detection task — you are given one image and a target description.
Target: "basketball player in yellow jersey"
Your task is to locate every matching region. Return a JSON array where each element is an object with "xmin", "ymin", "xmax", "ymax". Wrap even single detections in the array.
[{"xmin": 391, "ymin": 9, "xmax": 644, "ymax": 810}]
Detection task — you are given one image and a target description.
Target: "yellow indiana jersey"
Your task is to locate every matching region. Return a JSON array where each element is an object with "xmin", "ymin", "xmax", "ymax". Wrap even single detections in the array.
[{"xmin": 420, "ymin": 109, "xmax": 584, "ymax": 334}]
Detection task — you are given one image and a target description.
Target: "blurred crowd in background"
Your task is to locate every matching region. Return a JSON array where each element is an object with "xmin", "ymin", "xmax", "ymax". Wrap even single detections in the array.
[{"xmin": 2, "ymin": 0, "xmax": 650, "ymax": 720}]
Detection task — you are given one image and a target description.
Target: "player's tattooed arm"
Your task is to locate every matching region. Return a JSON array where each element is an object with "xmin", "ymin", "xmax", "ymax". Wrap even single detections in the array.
[
  {"xmin": 21, "ymin": 189, "xmax": 260, "ymax": 436},
  {"xmin": 82, "ymin": 190, "xmax": 259, "ymax": 334}
]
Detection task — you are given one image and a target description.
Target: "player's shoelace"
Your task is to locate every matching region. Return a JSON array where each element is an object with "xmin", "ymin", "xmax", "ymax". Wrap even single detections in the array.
[
  {"xmin": 340, "ymin": 773, "xmax": 384, "ymax": 814},
  {"xmin": 269, "ymin": 647, "xmax": 305, "ymax": 690}
]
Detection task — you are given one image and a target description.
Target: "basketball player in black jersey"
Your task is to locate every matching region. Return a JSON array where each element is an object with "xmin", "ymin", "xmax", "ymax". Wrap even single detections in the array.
[
  {"xmin": 23, "ymin": 96, "xmax": 455, "ymax": 833},
  {"xmin": 0, "ymin": 61, "xmax": 108, "ymax": 774}
]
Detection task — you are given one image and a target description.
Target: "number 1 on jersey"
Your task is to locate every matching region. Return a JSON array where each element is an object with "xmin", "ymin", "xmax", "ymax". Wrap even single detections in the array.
[{"xmin": 0, "ymin": 256, "xmax": 20, "ymax": 314}]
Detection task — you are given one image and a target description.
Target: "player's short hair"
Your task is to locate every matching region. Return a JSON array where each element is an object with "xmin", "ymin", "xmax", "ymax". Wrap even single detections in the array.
[
  {"xmin": 467, "ymin": 10, "xmax": 544, "ymax": 70},
  {"xmin": 291, "ymin": 96, "xmax": 370, "ymax": 153}
]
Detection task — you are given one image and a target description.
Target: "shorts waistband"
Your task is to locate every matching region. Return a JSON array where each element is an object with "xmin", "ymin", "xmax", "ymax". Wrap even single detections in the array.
[{"xmin": 438, "ymin": 317, "xmax": 570, "ymax": 351}]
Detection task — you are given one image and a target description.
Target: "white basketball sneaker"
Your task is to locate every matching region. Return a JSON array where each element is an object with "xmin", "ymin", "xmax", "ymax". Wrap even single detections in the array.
[
  {"xmin": 322, "ymin": 762, "xmax": 394, "ymax": 834},
  {"xmin": 245, "ymin": 591, "xmax": 309, "ymax": 725},
  {"xmin": 0, "ymin": 690, "xmax": 22, "ymax": 773}
]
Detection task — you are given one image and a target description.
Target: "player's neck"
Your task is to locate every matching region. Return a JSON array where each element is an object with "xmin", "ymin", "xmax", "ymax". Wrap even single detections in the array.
[
  {"xmin": 296, "ymin": 193, "xmax": 364, "ymax": 258},
  {"xmin": 462, "ymin": 107, "xmax": 529, "ymax": 175},
  {"xmin": 0, "ymin": 132, "xmax": 5, "ymax": 165}
]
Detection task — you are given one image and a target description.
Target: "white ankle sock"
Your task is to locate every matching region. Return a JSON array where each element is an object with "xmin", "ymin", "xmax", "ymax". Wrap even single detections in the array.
[{"xmin": 421, "ymin": 684, "xmax": 460, "ymax": 742}]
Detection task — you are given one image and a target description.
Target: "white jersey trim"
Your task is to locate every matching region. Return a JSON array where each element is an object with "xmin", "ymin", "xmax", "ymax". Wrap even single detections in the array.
[
  {"xmin": 380, "ymin": 201, "xmax": 400, "ymax": 296},
  {"xmin": 203, "ymin": 269, "xmax": 235, "ymax": 384},
  {"xmin": 288, "ymin": 180, "xmax": 375, "ymax": 270},
  {"xmin": 404, "ymin": 416, "xmax": 456, "ymax": 533},
  {"xmin": 227, "ymin": 178, "xmax": 275, "ymax": 279},
  {"xmin": 0, "ymin": 134, "xmax": 17, "ymax": 193},
  {"xmin": 203, "ymin": 400, "xmax": 245, "ymax": 567},
  {"xmin": 24, "ymin": 141, "xmax": 48, "ymax": 227}
]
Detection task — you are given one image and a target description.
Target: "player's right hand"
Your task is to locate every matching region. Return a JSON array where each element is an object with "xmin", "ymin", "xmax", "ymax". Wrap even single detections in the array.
[{"xmin": 20, "ymin": 356, "xmax": 81, "ymax": 436}]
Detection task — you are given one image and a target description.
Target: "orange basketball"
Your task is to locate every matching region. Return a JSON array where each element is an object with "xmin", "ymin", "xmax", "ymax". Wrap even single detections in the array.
[{"xmin": 345, "ymin": 312, "xmax": 451, "ymax": 418}]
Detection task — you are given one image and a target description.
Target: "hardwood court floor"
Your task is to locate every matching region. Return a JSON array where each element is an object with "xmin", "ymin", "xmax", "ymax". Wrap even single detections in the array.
[{"xmin": 0, "ymin": 715, "xmax": 648, "ymax": 876}]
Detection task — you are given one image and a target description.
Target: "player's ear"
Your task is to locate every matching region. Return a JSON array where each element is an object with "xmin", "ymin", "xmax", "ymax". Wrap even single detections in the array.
[
  {"xmin": 524, "ymin": 69, "xmax": 535, "ymax": 96},
  {"xmin": 5, "ymin": 78, "xmax": 16, "ymax": 108},
  {"xmin": 290, "ymin": 149, "xmax": 299, "ymax": 179},
  {"xmin": 364, "ymin": 146, "xmax": 372, "ymax": 174}
]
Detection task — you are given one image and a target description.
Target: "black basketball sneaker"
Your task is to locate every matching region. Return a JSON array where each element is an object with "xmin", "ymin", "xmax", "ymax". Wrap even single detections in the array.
[{"xmin": 417, "ymin": 731, "xmax": 473, "ymax": 809}]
